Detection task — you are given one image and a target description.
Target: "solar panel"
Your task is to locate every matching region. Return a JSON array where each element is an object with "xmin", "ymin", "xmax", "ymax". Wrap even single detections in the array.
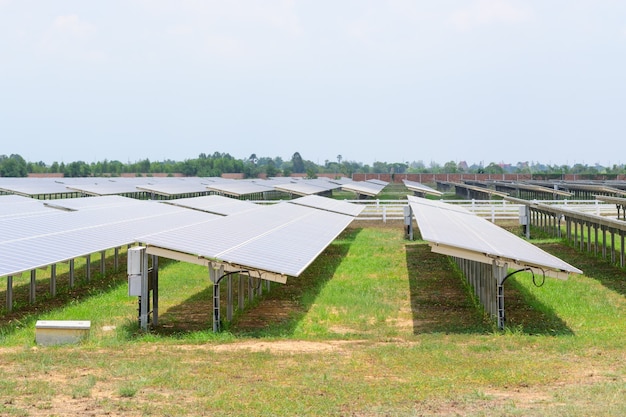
[
  {"xmin": 366, "ymin": 179, "xmax": 389, "ymax": 186},
  {"xmin": 0, "ymin": 178, "xmax": 72, "ymax": 196},
  {"xmin": 163, "ymin": 195, "xmax": 261, "ymax": 216},
  {"xmin": 403, "ymin": 179, "xmax": 443, "ymax": 197},
  {"xmin": 140, "ymin": 202, "xmax": 353, "ymax": 278},
  {"xmin": 0, "ymin": 202, "xmax": 218, "ymax": 277},
  {"xmin": 0, "ymin": 195, "xmax": 51, "ymax": 218},
  {"xmin": 44, "ymin": 196, "xmax": 145, "ymax": 211},
  {"xmin": 207, "ymin": 180, "xmax": 276, "ymax": 197},
  {"xmin": 407, "ymin": 196, "xmax": 582, "ymax": 278},
  {"xmin": 341, "ymin": 181, "xmax": 387, "ymax": 197},
  {"xmin": 65, "ymin": 179, "xmax": 151, "ymax": 196},
  {"xmin": 273, "ymin": 182, "xmax": 330, "ymax": 196},
  {"xmin": 287, "ymin": 195, "xmax": 365, "ymax": 217},
  {"xmin": 136, "ymin": 180, "xmax": 210, "ymax": 197}
]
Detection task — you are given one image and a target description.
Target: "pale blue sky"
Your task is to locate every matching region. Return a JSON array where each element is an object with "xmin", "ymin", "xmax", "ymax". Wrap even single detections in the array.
[{"xmin": 1, "ymin": 1, "xmax": 625, "ymax": 167}]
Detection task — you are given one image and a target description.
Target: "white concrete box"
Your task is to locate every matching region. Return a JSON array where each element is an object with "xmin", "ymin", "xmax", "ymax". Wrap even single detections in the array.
[{"xmin": 35, "ymin": 320, "xmax": 91, "ymax": 346}]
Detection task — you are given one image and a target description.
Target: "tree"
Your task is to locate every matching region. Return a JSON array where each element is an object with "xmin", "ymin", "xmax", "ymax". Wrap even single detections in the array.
[
  {"xmin": 443, "ymin": 161, "xmax": 458, "ymax": 173},
  {"xmin": 291, "ymin": 152, "xmax": 305, "ymax": 173},
  {"xmin": 483, "ymin": 162, "xmax": 504, "ymax": 175},
  {"xmin": 0, "ymin": 154, "xmax": 28, "ymax": 177}
]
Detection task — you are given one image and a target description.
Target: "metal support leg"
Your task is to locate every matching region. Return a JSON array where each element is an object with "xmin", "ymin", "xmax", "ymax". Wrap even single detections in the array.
[
  {"xmin": 139, "ymin": 249, "xmax": 149, "ymax": 331},
  {"xmin": 494, "ymin": 262, "xmax": 508, "ymax": 330},
  {"xmin": 86, "ymin": 255, "xmax": 91, "ymax": 282},
  {"xmin": 211, "ymin": 267, "xmax": 221, "ymax": 332},
  {"xmin": 6, "ymin": 276, "xmax": 13, "ymax": 312},
  {"xmin": 100, "ymin": 250, "xmax": 106, "ymax": 276},
  {"xmin": 238, "ymin": 273, "xmax": 244, "ymax": 310},
  {"xmin": 227, "ymin": 274, "xmax": 233, "ymax": 321},
  {"xmin": 50, "ymin": 264, "xmax": 56, "ymax": 297},
  {"xmin": 30, "ymin": 270, "xmax": 36, "ymax": 304},
  {"xmin": 69, "ymin": 259, "xmax": 75, "ymax": 288},
  {"xmin": 152, "ymin": 255, "xmax": 159, "ymax": 327}
]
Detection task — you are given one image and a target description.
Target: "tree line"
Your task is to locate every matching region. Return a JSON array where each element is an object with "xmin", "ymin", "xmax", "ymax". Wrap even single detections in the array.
[{"xmin": 0, "ymin": 152, "xmax": 622, "ymax": 178}]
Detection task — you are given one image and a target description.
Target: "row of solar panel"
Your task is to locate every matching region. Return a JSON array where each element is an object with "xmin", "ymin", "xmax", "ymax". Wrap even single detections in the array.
[
  {"xmin": 0, "ymin": 177, "xmax": 388, "ymax": 198},
  {"xmin": 0, "ymin": 194, "xmax": 364, "ymax": 280}
]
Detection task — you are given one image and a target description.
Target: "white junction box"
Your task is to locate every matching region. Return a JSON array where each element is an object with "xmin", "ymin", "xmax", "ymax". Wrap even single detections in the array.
[
  {"xmin": 35, "ymin": 320, "xmax": 91, "ymax": 346},
  {"xmin": 128, "ymin": 246, "xmax": 145, "ymax": 296}
]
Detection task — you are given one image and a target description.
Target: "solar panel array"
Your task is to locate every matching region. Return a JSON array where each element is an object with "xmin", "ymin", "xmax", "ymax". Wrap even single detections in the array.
[
  {"xmin": 407, "ymin": 196, "xmax": 582, "ymax": 278},
  {"xmin": 1, "ymin": 194, "xmax": 362, "ymax": 281},
  {"xmin": 0, "ymin": 176, "xmax": 387, "ymax": 199}
]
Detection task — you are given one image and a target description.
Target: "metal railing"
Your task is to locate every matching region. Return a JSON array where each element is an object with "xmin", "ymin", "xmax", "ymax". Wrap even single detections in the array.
[
  {"xmin": 346, "ymin": 199, "xmax": 618, "ymax": 222},
  {"xmin": 253, "ymin": 199, "xmax": 618, "ymax": 222}
]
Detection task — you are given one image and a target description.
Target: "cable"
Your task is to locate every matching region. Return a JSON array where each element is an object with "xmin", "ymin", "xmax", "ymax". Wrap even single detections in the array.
[{"xmin": 532, "ymin": 268, "xmax": 546, "ymax": 288}]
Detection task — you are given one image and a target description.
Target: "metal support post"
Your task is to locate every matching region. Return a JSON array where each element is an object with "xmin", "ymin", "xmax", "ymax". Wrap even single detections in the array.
[
  {"xmin": 6, "ymin": 276, "xmax": 13, "ymax": 312},
  {"xmin": 139, "ymin": 248, "xmax": 149, "ymax": 331},
  {"xmin": 50, "ymin": 264, "xmax": 56, "ymax": 297},
  {"xmin": 100, "ymin": 250, "xmax": 106, "ymax": 276},
  {"xmin": 227, "ymin": 274, "xmax": 233, "ymax": 321},
  {"xmin": 151, "ymin": 255, "xmax": 159, "ymax": 327},
  {"xmin": 238, "ymin": 273, "xmax": 244, "ymax": 310},
  {"xmin": 86, "ymin": 255, "xmax": 91, "ymax": 282},
  {"xmin": 30, "ymin": 270, "xmax": 36, "ymax": 303},
  {"xmin": 211, "ymin": 265, "xmax": 225, "ymax": 332},
  {"xmin": 494, "ymin": 261, "xmax": 508, "ymax": 330},
  {"xmin": 69, "ymin": 259, "xmax": 75, "ymax": 288}
]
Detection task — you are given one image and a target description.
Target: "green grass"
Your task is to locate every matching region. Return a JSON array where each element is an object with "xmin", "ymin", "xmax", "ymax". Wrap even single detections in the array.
[{"xmin": 0, "ymin": 223, "xmax": 625, "ymax": 416}]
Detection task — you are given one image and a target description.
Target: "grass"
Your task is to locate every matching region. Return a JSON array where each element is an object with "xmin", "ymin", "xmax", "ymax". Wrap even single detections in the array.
[{"xmin": 0, "ymin": 222, "xmax": 625, "ymax": 416}]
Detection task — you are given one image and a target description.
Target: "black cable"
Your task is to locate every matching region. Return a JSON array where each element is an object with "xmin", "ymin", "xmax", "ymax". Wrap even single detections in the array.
[{"xmin": 532, "ymin": 268, "xmax": 546, "ymax": 288}]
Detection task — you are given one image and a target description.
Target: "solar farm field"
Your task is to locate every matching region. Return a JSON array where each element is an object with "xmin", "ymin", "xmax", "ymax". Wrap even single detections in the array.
[{"xmin": 0, "ymin": 222, "xmax": 625, "ymax": 416}]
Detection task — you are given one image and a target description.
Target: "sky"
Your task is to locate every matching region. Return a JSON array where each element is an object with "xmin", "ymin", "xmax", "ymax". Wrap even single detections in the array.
[{"xmin": 1, "ymin": 1, "xmax": 625, "ymax": 168}]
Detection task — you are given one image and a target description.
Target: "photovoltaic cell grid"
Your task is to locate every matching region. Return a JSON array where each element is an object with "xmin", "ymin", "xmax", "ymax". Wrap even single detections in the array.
[
  {"xmin": 341, "ymin": 181, "xmax": 387, "ymax": 197},
  {"xmin": 206, "ymin": 180, "xmax": 276, "ymax": 197},
  {"xmin": 407, "ymin": 196, "xmax": 582, "ymax": 279},
  {"xmin": 136, "ymin": 180, "xmax": 212, "ymax": 197},
  {"xmin": 44, "ymin": 195, "xmax": 146, "ymax": 211},
  {"xmin": 402, "ymin": 179, "xmax": 443, "ymax": 197},
  {"xmin": 273, "ymin": 182, "xmax": 330, "ymax": 197},
  {"xmin": 0, "ymin": 203, "xmax": 217, "ymax": 277},
  {"xmin": 162, "ymin": 195, "xmax": 261, "ymax": 216},
  {"xmin": 1, "ymin": 194, "xmax": 361, "ymax": 281},
  {"xmin": 287, "ymin": 195, "xmax": 365, "ymax": 217},
  {"xmin": 0, "ymin": 195, "xmax": 52, "ymax": 218},
  {"xmin": 139, "ymin": 202, "xmax": 355, "ymax": 277}
]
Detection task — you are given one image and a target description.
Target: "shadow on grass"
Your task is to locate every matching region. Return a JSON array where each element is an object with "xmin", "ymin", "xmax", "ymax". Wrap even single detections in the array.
[
  {"xmin": 405, "ymin": 243, "xmax": 573, "ymax": 335},
  {"xmin": 0, "ymin": 254, "xmax": 133, "ymax": 338},
  {"xmin": 503, "ymin": 276, "xmax": 574, "ymax": 335},
  {"xmin": 152, "ymin": 227, "xmax": 362, "ymax": 338},
  {"xmin": 539, "ymin": 242, "xmax": 626, "ymax": 298},
  {"xmin": 405, "ymin": 243, "xmax": 491, "ymax": 334}
]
